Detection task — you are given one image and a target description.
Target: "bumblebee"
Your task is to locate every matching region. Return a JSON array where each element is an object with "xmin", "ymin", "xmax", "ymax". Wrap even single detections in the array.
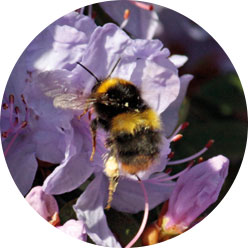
[
  {"xmin": 48, "ymin": 61, "xmax": 163, "ymax": 209},
  {"xmin": 76, "ymin": 62, "xmax": 163, "ymax": 208}
]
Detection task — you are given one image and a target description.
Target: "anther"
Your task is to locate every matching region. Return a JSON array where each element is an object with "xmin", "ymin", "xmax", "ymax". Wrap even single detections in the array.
[
  {"xmin": 15, "ymin": 106, "xmax": 20, "ymax": 114},
  {"xmin": 198, "ymin": 157, "xmax": 204, "ymax": 163},
  {"xmin": 120, "ymin": 9, "xmax": 130, "ymax": 29},
  {"xmin": 21, "ymin": 94, "xmax": 26, "ymax": 105},
  {"xmin": 124, "ymin": 9, "xmax": 130, "ymax": 20},
  {"xmin": 2, "ymin": 103, "xmax": 8, "ymax": 109},
  {"xmin": 129, "ymin": 0, "xmax": 153, "ymax": 11},
  {"xmin": 205, "ymin": 139, "xmax": 214, "ymax": 148},
  {"xmin": 21, "ymin": 121, "xmax": 28, "ymax": 128},
  {"xmin": 165, "ymin": 168, "xmax": 172, "ymax": 174},
  {"xmin": 171, "ymin": 134, "xmax": 183, "ymax": 142},
  {"xmin": 181, "ymin": 122, "xmax": 189, "ymax": 131},
  {"xmin": 2, "ymin": 132, "xmax": 8, "ymax": 138}
]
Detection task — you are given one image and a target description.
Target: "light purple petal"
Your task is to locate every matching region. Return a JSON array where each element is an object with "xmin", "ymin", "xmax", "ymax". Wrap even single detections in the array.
[
  {"xmin": 169, "ymin": 55, "xmax": 188, "ymax": 68},
  {"xmin": 43, "ymin": 124, "xmax": 97, "ymax": 195},
  {"xmin": 4, "ymin": 137, "xmax": 37, "ymax": 195},
  {"xmin": 76, "ymin": 23, "xmax": 132, "ymax": 94},
  {"xmin": 162, "ymin": 74, "xmax": 193, "ymax": 136},
  {"xmin": 112, "ymin": 175, "xmax": 175, "ymax": 213},
  {"xmin": 25, "ymin": 186, "xmax": 58, "ymax": 220},
  {"xmin": 123, "ymin": 39, "xmax": 164, "ymax": 58},
  {"xmin": 57, "ymin": 219, "xmax": 87, "ymax": 241},
  {"xmin": 165, "ymin": 155, "xmax": 229, "ymax": 229},
  {"xmin": 24, "ymin": 12, "xmax": 96, "ymax": 71},
  {"xmin": 140, "ymin": 59, "xmax": 181, "ymax": 114},
  {"xmin": 74, "ymin": 173, "xmax": 121, "ymax": 247}
]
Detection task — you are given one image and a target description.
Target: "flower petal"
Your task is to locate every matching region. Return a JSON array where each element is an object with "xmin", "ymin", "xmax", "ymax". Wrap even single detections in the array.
[
  {"xmin": 42, "ymin": 125, "xmax": 96, "ymax": 195},
  {"xmin": 165, "ymin": 155, "xmax": 229, "ymax": 228},
  {"xmin": 141, "ymin": 59, "xmax": 181, "ymax": 114},
  {"xmin": 25, "ymin": 186, "xmax": 58, "ymax": 220},
  {"xmin": 112, "ymin": 175, "xmax": 175, "ymax": 213},
  {"xmin": 4, "ymin": 137, "xmax": 37, "ymax": 195},
  {"xmin": 24, "ymin": 12, "xmax": 96, "ymax": 71},
  {"xmin": 74, "ymin": 173, "xmax": 122, "ymax": 247},
  {"xmin": 169, "ymin": 55, "xmax": 188, "ymax": 68},
  {"xmin": 161, "ymin": 74, "xmax": 193, "ymax": 136},
  {"xmin": 57, "ymin": 219, "xmax": 87, "ymax": 241}
]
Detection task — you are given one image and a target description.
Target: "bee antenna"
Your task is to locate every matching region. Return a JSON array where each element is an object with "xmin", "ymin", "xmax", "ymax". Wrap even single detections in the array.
[
  {"xmin": 77, "ymin": 62, "xmax": 101, "ymax": 83},
  {"xmin": 107, "ymin": 57, "xmax": 121, "ymax": 78}
]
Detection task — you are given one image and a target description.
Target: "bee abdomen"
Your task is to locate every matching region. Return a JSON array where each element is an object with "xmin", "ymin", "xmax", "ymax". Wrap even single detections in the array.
[{"xmin": 113, "ymin": 128, "xmax": 162, "ymax": 174}]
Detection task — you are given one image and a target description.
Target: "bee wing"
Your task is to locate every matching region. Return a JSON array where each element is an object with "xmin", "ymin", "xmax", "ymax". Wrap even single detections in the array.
[
  {"xmin": 34, "ymin": 70, "xmax": 94, "ymax": 111},
  {"xmin": 53, "ymin": 93, "xmax": 86, "ymax": 110}
]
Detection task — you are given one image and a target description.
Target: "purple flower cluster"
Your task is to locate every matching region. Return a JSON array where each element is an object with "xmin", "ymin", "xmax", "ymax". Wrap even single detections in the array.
[{"xmin": 1, "ymin": 8, "xmax": 229, "ymax": 247}]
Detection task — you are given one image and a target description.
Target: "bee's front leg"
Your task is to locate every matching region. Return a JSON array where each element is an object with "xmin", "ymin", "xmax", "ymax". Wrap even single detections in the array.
[{"xmin": 90, "ymin": 118, "xmax": 98, "ymax": 161}]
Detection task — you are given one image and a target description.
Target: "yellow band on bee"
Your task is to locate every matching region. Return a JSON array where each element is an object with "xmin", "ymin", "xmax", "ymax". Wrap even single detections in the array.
[
  {"xmin": 97, "ymin": 78, "xmax": 133, "ymax": 94},
  {"xmin": 111, "ymin": 108, "xmax": 161, "ymax": 134}
]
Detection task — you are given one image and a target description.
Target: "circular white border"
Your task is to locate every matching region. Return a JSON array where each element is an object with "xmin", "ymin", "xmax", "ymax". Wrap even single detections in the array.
[{"xmin": 0, "ymin": 1, "xmax": 247, "ymax": 248}]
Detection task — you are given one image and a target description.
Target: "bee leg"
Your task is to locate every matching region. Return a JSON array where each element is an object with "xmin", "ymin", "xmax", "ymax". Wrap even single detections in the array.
[
  {"xmin": 105, "ymin": 176, "xmax": 119, "ymax": 210},
  {"xmin": 88, "ymin": 107, "xmax": 94, "ymax": 121},
  {"xmin": 104, "ymin": 156, "xmax": 120, "ymax": 210},
  {"xmin": 90, "ymin": 118, "xmax": 98, "ymax": 161},
  {"xmin": 78, "ymin": 108, "xmax": 88, "ymax": 120}
]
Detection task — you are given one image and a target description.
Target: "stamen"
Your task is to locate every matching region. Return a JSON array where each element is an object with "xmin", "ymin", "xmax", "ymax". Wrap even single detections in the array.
[
  {"xmin": 181, "ymin": 121, "xmax": 189, "ymax": 131},
  {"xmin": 15, "ymin": 106, "xmax": 20, "ymax": 114},
  {"xmin": 21, "ymin": 121, "xmax": 28, "ymax": 128},
  {"xmin": 170, "ymin": 134, "xmax": 183, "ymax": 142},
  {"xmin": 146, "ymin": 161, "xmax": 194, "ymax": 184},
  {"xmin": 9, "ymin": 94, "xmax": 14, "ymax": 104},
  {"xmin": 169, "ymin": 122, "xmax": 189, "ymax": 139},
  {"xmin": 2, "ymin": 132, "xmax": 8, "ymax": 138},
  {"xmin": 9, "ymin": 95, "xmax": 14, "ymax": 126},
  {"xmin": 125, "ymin": 176, "xmax": 149, "ymax": 248},
  {"xmin": 2, "ymin": 94, "xmax": 29, "ymax": 156},
  {"xmin": 120, "ymin": 9, "xmax": 130, "ymax": 29},
  {"xmin": 124, "ymin": 9, "xmax": 130, "ymax": 19},
  {"xmin": 198, "ymin": 157, "xmax": 204, "ymax": 163},
  {"xmin": 129, "ymin": 0, "xmax": 153, "ymax": 11},
  {"xmin": 14, "ymin": 117, "xmax": 19, "ymax": 126},
  {"xmin": 4, "ymin": 132, "xmax": 20, "ymax": 156},
  {"xmin": 167, "ymin": 140, "xmax": 214, "ymax": 165}
]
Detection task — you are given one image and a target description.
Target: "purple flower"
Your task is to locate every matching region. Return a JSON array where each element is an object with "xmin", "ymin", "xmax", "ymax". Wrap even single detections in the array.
[
  {"xmin": 1, "ymin": 11, "xmax": 96, "ymax": 195},
  {"xmin": 22, "ymin": 18, "xmax": 192, "ymax": 246},
  {"xmin": 25, "ymin": 186, "xmax": 87, "ymax": 241},
  {"xmin": 161, "ymin": 155, "xmax": 229, "ymax": 236}
]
